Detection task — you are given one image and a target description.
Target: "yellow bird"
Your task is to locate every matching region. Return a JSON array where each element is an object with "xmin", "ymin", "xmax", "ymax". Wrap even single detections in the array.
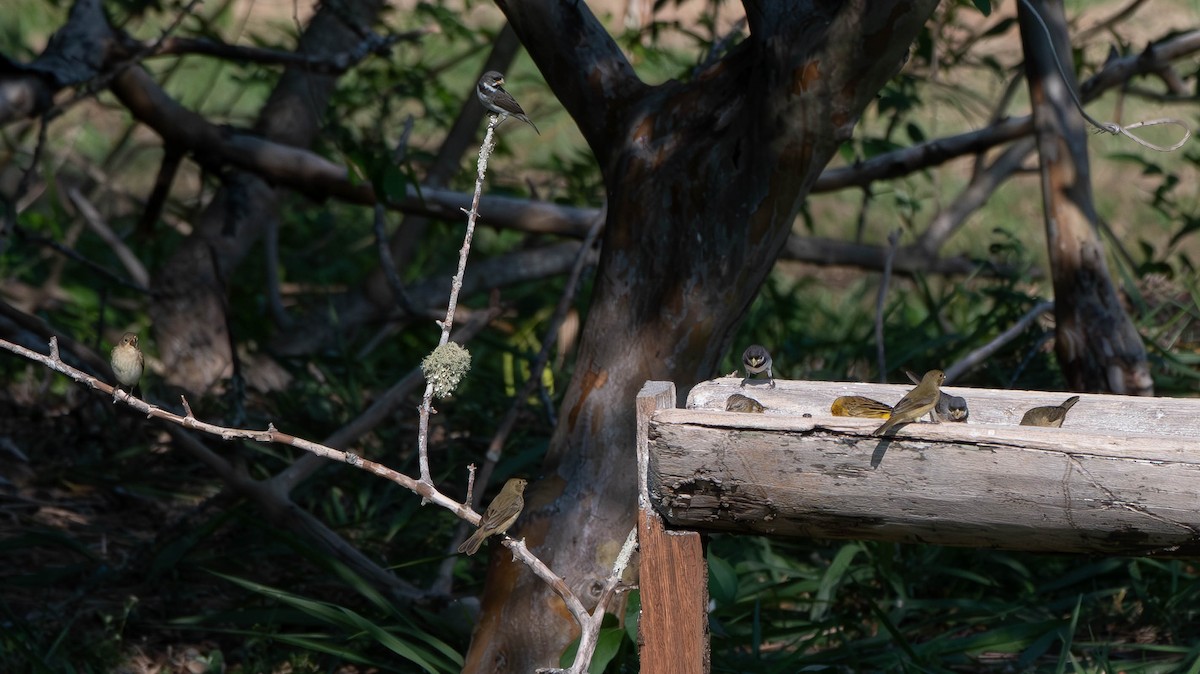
[{"xmin": 831, "ymin": 395, "xmax": 892, "ymax": 419}]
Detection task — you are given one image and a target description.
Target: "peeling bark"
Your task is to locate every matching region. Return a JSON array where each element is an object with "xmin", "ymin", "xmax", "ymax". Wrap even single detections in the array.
[{"xmin": 1017, "ymin": 0, "xmax": 1153, "ymax": 395}]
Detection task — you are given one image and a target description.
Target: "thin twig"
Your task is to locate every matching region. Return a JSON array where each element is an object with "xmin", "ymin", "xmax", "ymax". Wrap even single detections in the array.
[
  {"xmin": 944, "ymin": 301, "xmax": 1054, "ymax": 384},
  {"xmin": 374, "ymin": 203, "xmax": 415, "ymax": 314},
  {"xmin": 67, "ymin": 187, "xmax": 150, "ymax": 288},
  {"xmin": 1017, "ymin": 0, "xmax": 1190, "ymax": 151},
  {"xmin": 267, "ymin": 306, "xmax": 500, "ymax": 495},
  {"xmin": 416, "ymin": 118, "xmax": 498, "ymax": 484},
  {"xmin": 431, "ymin": 214, "xmax": 603, "ymax": 595},
  {"xmin": 536, "ymin": 525, "xmax": 639, "ymax": 674},
  {"xmin": 0, "ymin": 335, "xmax": 477, "ymax": 526},
  {"xmin": 875, "ymin": 229, "xmax": 902, "ymax": 382},
  {"xmin": 264, "ymin": 218, "xmax": 292, "ymax": 328}
]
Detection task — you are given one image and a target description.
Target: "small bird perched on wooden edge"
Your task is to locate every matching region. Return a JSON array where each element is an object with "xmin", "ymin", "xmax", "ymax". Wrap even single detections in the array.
[
  {"xmin": 905, "ymin": 369, "xmax": 968, "ymax": 422},
  {"xmin": 726, "ymin": 393, "xmax": 765, "ymax": 413},
  {"xmin": 873, "ymin": 369, "xmax": 945, "ymax": 436},
  {"xmin": 741, "ymin": 344, "xmax": 775, "ymax": 389},
  {"xmin": 1020, "ymin": 396, "xmax": 1080, "ymax": 427},
  {"xmin": 831, "ymin": 395, "xmax": 892, "ymax": 419},
  {"xmin": 458, "ymin": 477, "xmax": 528, "ymax": 556},
  {"xmin": 476, "ymin": 71, "xmax": 539, "ymax": 134},
  {"xmin": 110, "ymin": 332, "xmax": 144, "ymax": 400}
]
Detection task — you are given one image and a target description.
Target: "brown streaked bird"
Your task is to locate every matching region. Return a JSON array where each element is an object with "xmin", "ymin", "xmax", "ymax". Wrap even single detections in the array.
[
  {"xmin": 1020, "ymin": 396, "xmax": 1080, "ymax": 428},
  {"xmin": 905, "ymin": 369, "xmax": 969, "ymax": 422},
  {"xmin": 110, "ymin": 332, "xmax": 144, "ymax": 397},
  {"xmin": 458, "ymin": 477, "xmax": 528, "ymax": 556},
  {"xmin": 726, "ymin": 393, "xmax": 765, "ymax": 413},
  {"xmin": 741, "ymin": 344, "xmax": 775, "ymax": 389},
  {"xmin": 831, "ymin": 395, "xmax": 892, "ymax": 419},
  {"xmin": 476, "ymin": 71, "xmax": 539, "ymax": 134},
  {"xmin": 873, "ymin": 370, "xmax": 945, "ymax": 436}
]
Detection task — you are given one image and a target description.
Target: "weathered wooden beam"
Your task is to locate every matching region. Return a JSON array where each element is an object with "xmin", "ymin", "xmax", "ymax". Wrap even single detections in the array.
[
  {"xmin": 636, "ymin": 381, "xmax": 709, "ymax": 674},
  {"xmin": 645, "ymin": 379, "xmax": 1200, "ymax": 557}
]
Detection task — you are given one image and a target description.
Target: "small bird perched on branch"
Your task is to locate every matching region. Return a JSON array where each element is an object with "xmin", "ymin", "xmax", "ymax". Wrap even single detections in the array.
[
  {"xmin": 741, "ymin": 344, "xmax": 775, "ymax": 389},
  {"xmin": 477, "ymin": 71, "xmax": 539, "ymax": 134},
  {"xmin": 110, "ymin": 332, "xmax": 144, "ymax": 398},
  {"xmin": 873, "ymin": 369, "xmax": 944, "ymax": 436},
  {"xmin": 1020, "ymin": 396, "xmax": 1080, "ymax": 427},
  {"xmin": 458, "ymin": 477, "xmax": 528, "ymax": 556}
]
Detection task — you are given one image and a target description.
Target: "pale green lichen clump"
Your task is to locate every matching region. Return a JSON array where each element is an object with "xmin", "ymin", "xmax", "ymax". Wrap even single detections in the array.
[{"xmin": 422, "ymin": 343, "xmax": 471, "ymax": 398}]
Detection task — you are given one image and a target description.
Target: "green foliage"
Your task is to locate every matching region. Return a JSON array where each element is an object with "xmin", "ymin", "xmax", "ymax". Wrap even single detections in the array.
[
  {"xmin": 195, "ymin": 571, "xmax": 463, "ymax": 673},
  {"xmin": 703, "ymin": 536, "xmax": 1200, "ymax": 672}
]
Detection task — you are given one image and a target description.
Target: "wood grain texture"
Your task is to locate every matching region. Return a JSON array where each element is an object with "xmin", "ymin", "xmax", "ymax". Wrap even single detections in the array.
[
  {"xmin": 637, "ymin": 381, "xmax": 709, "ymax": 674},
  {"xmin": 645, "ymin": 379, "xmax": 1200, "ymax": 556}
]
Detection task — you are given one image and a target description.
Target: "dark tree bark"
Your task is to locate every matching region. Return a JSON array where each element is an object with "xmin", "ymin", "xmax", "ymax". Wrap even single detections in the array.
[
  {"xmin": 462, "ymin": 2, "xmax": 939, "ymax": 670},
  {"xmin": 143, "ymin": 0, "xmax": 386, "ymax": 393},
  {"xmin": 1017, "ymin": 0, "xmax": 1153, "ymax": 395}
]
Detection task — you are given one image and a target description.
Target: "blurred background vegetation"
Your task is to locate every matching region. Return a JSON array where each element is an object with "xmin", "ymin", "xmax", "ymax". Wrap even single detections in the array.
[{"xmin": 1, "ymin": 0, "xmax": 1198, "ymax": 672}]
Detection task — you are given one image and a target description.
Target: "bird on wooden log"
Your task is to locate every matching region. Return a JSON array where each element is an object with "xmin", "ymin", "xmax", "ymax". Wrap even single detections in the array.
[
  {"xmin": 831, "ymin": 395, "xmax": 892, "ymax": 418},
  {"xmin": 906, "ymin": 369, "xmax": 968, "ymax": 422},
  {"xmin": 741, "ymin": 344, "xmax": 775, "ymax": 388},
  {"xmin": 873, "ymin": 370, "xmax": 945, "ymax": 436},
  {"xmin": 726, "ymin": 394, "xmax": 765, "ymax": 413},
  {"xmin": 1020, "ymin": 396, "xmax": 1080, "ymax": 427}
]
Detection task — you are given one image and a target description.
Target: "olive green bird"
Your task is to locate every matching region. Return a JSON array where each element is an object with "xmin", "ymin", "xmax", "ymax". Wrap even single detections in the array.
[
  {"xmin": 873, "ymin": 370, "xmax": 945, "ymax": 436},
  {"xmin": 1020, "ymin": 396, "xmax": 1080, "ymax": 428},
  {"xmin": 458, "ymin": 477, "xmax": 528, "ymax": 556},
  {"xmin": 905, "ymin": 369, "xmax": 968, "ymax": 422}
]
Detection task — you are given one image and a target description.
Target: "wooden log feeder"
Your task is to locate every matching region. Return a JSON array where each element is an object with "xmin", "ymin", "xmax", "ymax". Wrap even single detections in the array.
[{"xmin": 634, "ymin": 378, "xmax": 1200, "ymax": 673}]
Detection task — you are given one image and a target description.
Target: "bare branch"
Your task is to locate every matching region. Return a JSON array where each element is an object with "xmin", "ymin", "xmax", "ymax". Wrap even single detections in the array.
[
  {"xmin": 875, "ymin": 230, "xmax": 902, "ymax": 381},
  {"xmin": 67, "ymin": 187, "xmax": 150, "ymax": 288},
  {"xmin": 125, "ymin": 29, "xmax": 430, "ymax": 74},
  {"xmin": 944, "ymin": 301, "xmax": 1054, "ymax": 384}
]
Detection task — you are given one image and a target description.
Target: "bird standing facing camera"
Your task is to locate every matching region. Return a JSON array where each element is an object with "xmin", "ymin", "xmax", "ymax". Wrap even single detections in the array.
[
  {"xmin": 477, "ymin": 71, "xmax": 539, "ymax": 134},
  {"xmin": 741, "ymin": 344, "xmax": 775, "ymax": 388},
  {"xmin": 110, "ymin": 332, "xmax": 144, "ymax": 398}
]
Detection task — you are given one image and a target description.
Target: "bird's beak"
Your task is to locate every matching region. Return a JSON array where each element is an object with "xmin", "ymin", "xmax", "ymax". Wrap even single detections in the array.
[{"xmin": 497, "ymin": 77, "xmax": 505, "ymax": 86}]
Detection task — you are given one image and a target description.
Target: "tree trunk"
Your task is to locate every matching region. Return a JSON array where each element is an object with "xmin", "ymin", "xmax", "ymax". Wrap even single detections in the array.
[
  {"xmin": 146, "ymin": 0, "xmax": 386, "ymax": 393},
  {"xmin": 1017, "ymin": 0, "xmax": 1153, "ymax": 395},
  {"xmin": 463, "ymin": 2, "xmax": 939, "ymax": 670}
]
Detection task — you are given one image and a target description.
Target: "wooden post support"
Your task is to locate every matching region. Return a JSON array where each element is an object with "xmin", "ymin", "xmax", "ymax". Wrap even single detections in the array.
[{"xmin": 636, "ymin": 381, "xmax": 709, "ymax": 674}]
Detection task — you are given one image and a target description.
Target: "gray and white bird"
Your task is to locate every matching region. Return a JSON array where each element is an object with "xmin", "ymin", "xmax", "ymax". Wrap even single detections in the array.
[
  {"xmin": 476, "ymin": 71, "xmax": 539, "ymax": 134},
  {"xmin": 741, "ymin": 344, "xmax": 775, "ymax": 388}
]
